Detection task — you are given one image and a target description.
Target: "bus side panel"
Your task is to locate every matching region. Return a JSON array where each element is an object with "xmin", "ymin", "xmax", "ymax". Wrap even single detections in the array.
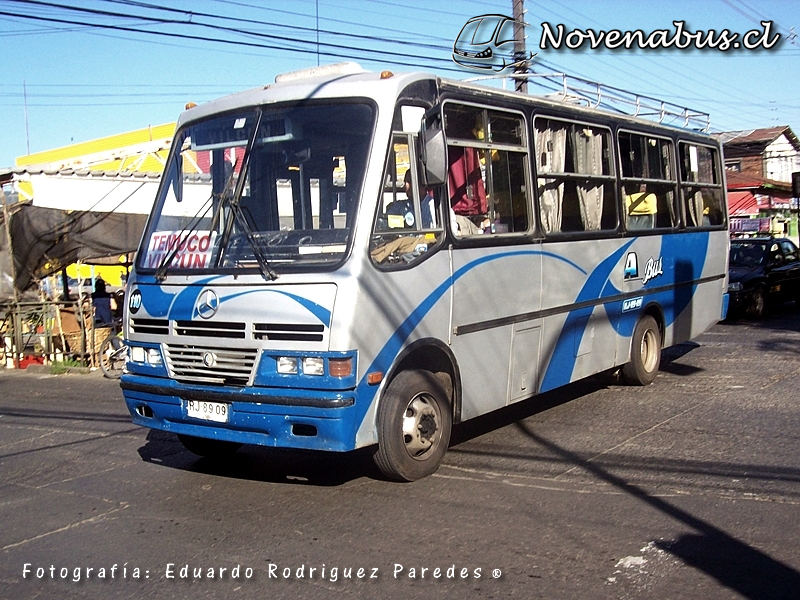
[
  {"xmin": 538, "ymin": 232, "xmax": 725, "ymax": 394},
  {"xmin": 450, "ymin": 245, "xmax": 543, "ymax": 421},
  {"xmin": 662, "ymin": 230, "xmax": 729, "ymax": 348},
  {"xmin": 538, "ymin": 238, "xmax": 633, "ymax": 394},
  {"xmin": 349, "ymin": 252, "xmax": 454, "ymax": 448}
]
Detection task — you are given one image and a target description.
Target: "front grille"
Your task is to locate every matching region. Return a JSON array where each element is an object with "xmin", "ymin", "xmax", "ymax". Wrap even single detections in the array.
[
  {"xmin": 175, "ymin": 320, "xmax": 246, "ymax": 339},
  {"xmin": 164, "ymin": 344, "xmax": 258, "ymax": 386},
  {"xmin": 253, "ymin": 323, "xmax": 324, "ymax": 342},
  {"xmin": 130, "ymin": 318, "xmax": 169, "ymax": 335}
]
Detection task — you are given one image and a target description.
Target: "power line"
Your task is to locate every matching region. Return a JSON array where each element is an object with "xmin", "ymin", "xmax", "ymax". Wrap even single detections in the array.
[{"xmin": 0, "ymin": 9, "xmax": 460, "ymax": 72}]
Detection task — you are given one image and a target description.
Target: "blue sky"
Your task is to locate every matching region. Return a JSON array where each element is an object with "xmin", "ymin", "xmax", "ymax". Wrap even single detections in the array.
[{"xmin": 0, "ymin": 0, "xmax": 798, "ymax": 169}]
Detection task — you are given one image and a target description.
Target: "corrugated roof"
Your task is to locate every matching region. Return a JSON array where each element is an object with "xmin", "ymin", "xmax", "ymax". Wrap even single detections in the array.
[
  {"xmin": 727, "ymin": 191, "xmax": 757, "ymax": 216},
  {"xmin": 725, "ymin": 169, "xmax": 792, "ymax": 192},
  {"xmin": 718, "ymin": 126, "xmax": 800, "ymax": 151}
]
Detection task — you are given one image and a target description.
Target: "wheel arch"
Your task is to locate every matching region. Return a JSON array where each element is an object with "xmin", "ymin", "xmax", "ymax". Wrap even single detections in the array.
[
  {"xmin": 381, "ymin": 337, "xmax": 462, "ymax": 423},
  {"xmin": 640, "ymin": 301, "xmax": 666, "ymax": 347}
]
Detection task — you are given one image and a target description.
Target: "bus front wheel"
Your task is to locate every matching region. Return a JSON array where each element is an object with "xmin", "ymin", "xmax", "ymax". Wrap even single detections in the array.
[
  {"xmin": 373, "ymin": 369, "xmax": 452, "ymax": 482},
  {"xmin": 622, "ymin": 315, "xmax": 661, "ymax": 386}
]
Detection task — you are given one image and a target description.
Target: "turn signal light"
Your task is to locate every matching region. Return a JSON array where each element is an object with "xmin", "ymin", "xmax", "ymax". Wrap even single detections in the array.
[{"xmin": 329, "ymin": 357, "xmax": 353, "ymax": 378}]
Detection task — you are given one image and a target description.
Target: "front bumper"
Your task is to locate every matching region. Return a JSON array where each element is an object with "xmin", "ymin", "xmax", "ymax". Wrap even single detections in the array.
[
  {"xmin": 727, "ymin": 288, "xmax": 751, "ymax": 312},
  {"xmin": 120, "ymin": 374, "xmax": 360, "ymax": 452}
]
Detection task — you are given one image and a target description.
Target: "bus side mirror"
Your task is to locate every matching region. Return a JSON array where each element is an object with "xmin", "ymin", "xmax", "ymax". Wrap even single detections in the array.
[{"xmin": 421, "ymin": 128, "xmax": 446, "ymax": 186}]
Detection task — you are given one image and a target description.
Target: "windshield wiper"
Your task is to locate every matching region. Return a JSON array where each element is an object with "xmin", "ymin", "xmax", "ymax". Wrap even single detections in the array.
[
  {"xmin": 214, "ymin": 110, "xmax": 279, "ymax": 282},
  {"xmin": 225, "ymin": 195, "xmax": 279, "ymax": 281}
]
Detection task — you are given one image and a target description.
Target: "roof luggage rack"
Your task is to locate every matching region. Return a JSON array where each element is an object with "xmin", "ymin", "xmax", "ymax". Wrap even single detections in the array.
[{"xmin": 466, "ymin": 72, "xmax": 711, "ymax": 133}]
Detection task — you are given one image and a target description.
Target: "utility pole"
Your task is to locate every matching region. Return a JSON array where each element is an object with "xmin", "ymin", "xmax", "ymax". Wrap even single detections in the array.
[{"xmin": 512, "ymin": 0, "xmax": 528, "ymax": 93}]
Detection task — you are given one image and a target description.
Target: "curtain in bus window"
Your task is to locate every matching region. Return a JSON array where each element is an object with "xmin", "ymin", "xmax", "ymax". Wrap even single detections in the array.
[
  {"xmin": 661, "ymin": 141, "xmax": 677, "ymax": 226},
  {"xmin": 448, "ymin": 146, "xmax": 488, "ymax": 216},
  {"xmin": 687, "ymin": 190, "xmax": 704, "ymax": 226},
  {"xmin": 536, "ymin": 123, "xmax": 567, "ymax": 233},
  {"xmin": 572, "ymin": 127, "xmax": 604, "ymax": 231}
]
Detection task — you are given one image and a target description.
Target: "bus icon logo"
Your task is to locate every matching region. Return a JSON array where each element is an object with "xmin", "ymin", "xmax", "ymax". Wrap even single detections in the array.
[
  {"xmin": 452, "ymin": 14, "xmax": 536, "ymax": 72},
  {"xmin": 624, "ymin": 252, "xmax": 639, "ymax": 279}
]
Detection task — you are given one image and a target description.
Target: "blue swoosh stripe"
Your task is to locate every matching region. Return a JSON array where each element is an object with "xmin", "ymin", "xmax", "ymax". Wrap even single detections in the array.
[{"xmin": 354, "ymin": 249, "xmax": 586, "ymax": 425}]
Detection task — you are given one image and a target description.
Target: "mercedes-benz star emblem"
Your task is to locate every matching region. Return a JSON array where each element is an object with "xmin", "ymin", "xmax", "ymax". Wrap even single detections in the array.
[
  {"xmin": 202, "ymin": 351, "xmax": 217, "ymax": 368},
  {"xmin": 196, "ymin": 289, "xmax": 219, "ymax": 319}
]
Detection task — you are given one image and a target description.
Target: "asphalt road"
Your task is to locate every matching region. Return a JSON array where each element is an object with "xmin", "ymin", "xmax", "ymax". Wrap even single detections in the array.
[{"xmin": 1, "ymin": 305, "xmax": 799, "ymax": 600}]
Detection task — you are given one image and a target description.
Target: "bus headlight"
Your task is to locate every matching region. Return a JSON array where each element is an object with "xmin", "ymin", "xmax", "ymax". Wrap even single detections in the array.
[
  {"xmin": 258, "ymin": 352, "xmax": 357, "ymax": 388},
  {"xmin": 302, "ymin": 357, "xmax": 325, "ymax": 376},
  {"xmin": 277, "ymin": 356, "xmax": 299, "ymax": 374},
  {"xmin": 130, "ymin": 346, "xmax": 146, "ymax": 363},
  {"xmin": 129, "ymin": 345, "xmax": 163, "ymax": 365},
  {"xmin": 146, "ymin": 348, "xmax": 163, "ymax": 365}
]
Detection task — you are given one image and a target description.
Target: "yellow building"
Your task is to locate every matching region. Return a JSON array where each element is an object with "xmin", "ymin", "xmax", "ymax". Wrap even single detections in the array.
[{"xmin": 6, "ymin": 123, "xmax": 176, "ymax": 292}]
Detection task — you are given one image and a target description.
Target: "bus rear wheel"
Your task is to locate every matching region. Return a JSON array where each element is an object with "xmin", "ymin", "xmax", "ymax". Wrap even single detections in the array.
[
  {"xmin": 622, "ymin": 315, "xmax": 661, "ymax": 386},
  {"xmin": 373, "ymin": 369, "xmax": 452, "ymax": 482},
  {"xmin": 177, "ymin": 434, "xmax": 242, "ymax": 458}
]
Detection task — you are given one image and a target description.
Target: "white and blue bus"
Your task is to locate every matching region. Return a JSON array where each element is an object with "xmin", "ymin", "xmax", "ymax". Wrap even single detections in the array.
[{"xmin": 121, "ymin": 63, "xmax": 729, "ymax": 481}]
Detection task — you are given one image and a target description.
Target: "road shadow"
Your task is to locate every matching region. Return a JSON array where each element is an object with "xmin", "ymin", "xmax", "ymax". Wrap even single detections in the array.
[
  {"xmin": 655, "ymin": 534, "xmax": 800, "ymax": 600},
  {"xmin": 658, "ymin": 341, "xmax": 704, "ymax": 377},
  {"xmin": 450, "ymin": 371, "xmax": 616, "ymax": 447},
  {"xmin": 721, "ymin": 301, "xmax": 800, "ymax": 333},
  {"xmin": 515, "ymin": 423, "xmax": 800, "ymax": 600},
  {"xmin": 137, "ymin": 429, "xmax": 381, "ymax": 486}
]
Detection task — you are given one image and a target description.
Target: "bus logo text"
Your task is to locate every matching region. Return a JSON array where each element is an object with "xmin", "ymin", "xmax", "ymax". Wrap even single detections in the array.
[{"xmin": 642, "ymin": 257, "xmax": 664, "ymax": 284}]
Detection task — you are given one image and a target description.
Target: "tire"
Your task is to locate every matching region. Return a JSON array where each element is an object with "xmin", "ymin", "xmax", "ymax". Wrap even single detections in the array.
[
  {"xmin": 99, "ymin": 335, "xmax": 126, "ymax": 379},
  {"xmin": 747, "ymin": 287, "xmax": 766, "ymax": 319},
  {"xmin": 622, "ymin": 315, "xmax": 661, "ymax": 386},
  {"xmin": 177, "ymin": 434, "xmax": 242, "ymax": 458},
  {"xmin": 373, "ymin": 369, "xmax": 452, "ymax": 482}
]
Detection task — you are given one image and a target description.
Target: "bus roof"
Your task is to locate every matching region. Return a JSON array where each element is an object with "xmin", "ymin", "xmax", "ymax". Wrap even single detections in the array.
[{"xmin": 176, "ymin": 63, "xmax": 715, "ymax": 139}]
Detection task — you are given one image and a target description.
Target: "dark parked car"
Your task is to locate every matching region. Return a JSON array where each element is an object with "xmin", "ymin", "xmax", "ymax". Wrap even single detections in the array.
[{"xmin": 728, "ymin": 236, "xmax": 800, "ymax": 318}]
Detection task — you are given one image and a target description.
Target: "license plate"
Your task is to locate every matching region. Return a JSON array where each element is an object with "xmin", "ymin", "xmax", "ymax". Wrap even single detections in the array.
[{"xmin": 186, "ymin": 399, "xmax": 229, "ymax": 423}]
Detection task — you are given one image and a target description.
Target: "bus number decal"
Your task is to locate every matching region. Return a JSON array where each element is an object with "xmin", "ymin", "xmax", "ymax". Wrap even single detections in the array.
[{"xmin": 623, "ymin": 296, "xmax": 643, "ymax": 312}]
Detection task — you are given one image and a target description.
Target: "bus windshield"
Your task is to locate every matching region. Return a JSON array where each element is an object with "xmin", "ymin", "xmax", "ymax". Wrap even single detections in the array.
[{"xmin": 138, "ymin": 102, "xmax": 374, "ymax": 275}]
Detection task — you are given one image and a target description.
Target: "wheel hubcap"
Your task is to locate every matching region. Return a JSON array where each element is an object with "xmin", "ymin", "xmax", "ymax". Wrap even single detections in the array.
[
  {"xmin": 641, "ymin": 329, "xmax": 658, "ymax": 372},
  {"xmin": 402, "ymin": 394, "xmax": 440, "ymax": 459}
]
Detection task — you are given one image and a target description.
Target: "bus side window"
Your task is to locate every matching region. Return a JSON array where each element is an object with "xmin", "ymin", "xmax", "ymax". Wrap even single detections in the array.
[
  {"xmin": 445, "ymin": 103, "xmax": 531, "ymax": 237},
  {"xmin": 679, "ymin": 142, "xmax": 724, "ymax": 228},
  {"xmin": 619, "ymin": 132, "xmax": 677, "ymax": 231},
  {"xmin": 370, "ymin": 133, "xmax": 444, "ymax": 268},
  {"xmin": 535, "ymin": 118, "xmax": 616, "ymax": 234}
]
